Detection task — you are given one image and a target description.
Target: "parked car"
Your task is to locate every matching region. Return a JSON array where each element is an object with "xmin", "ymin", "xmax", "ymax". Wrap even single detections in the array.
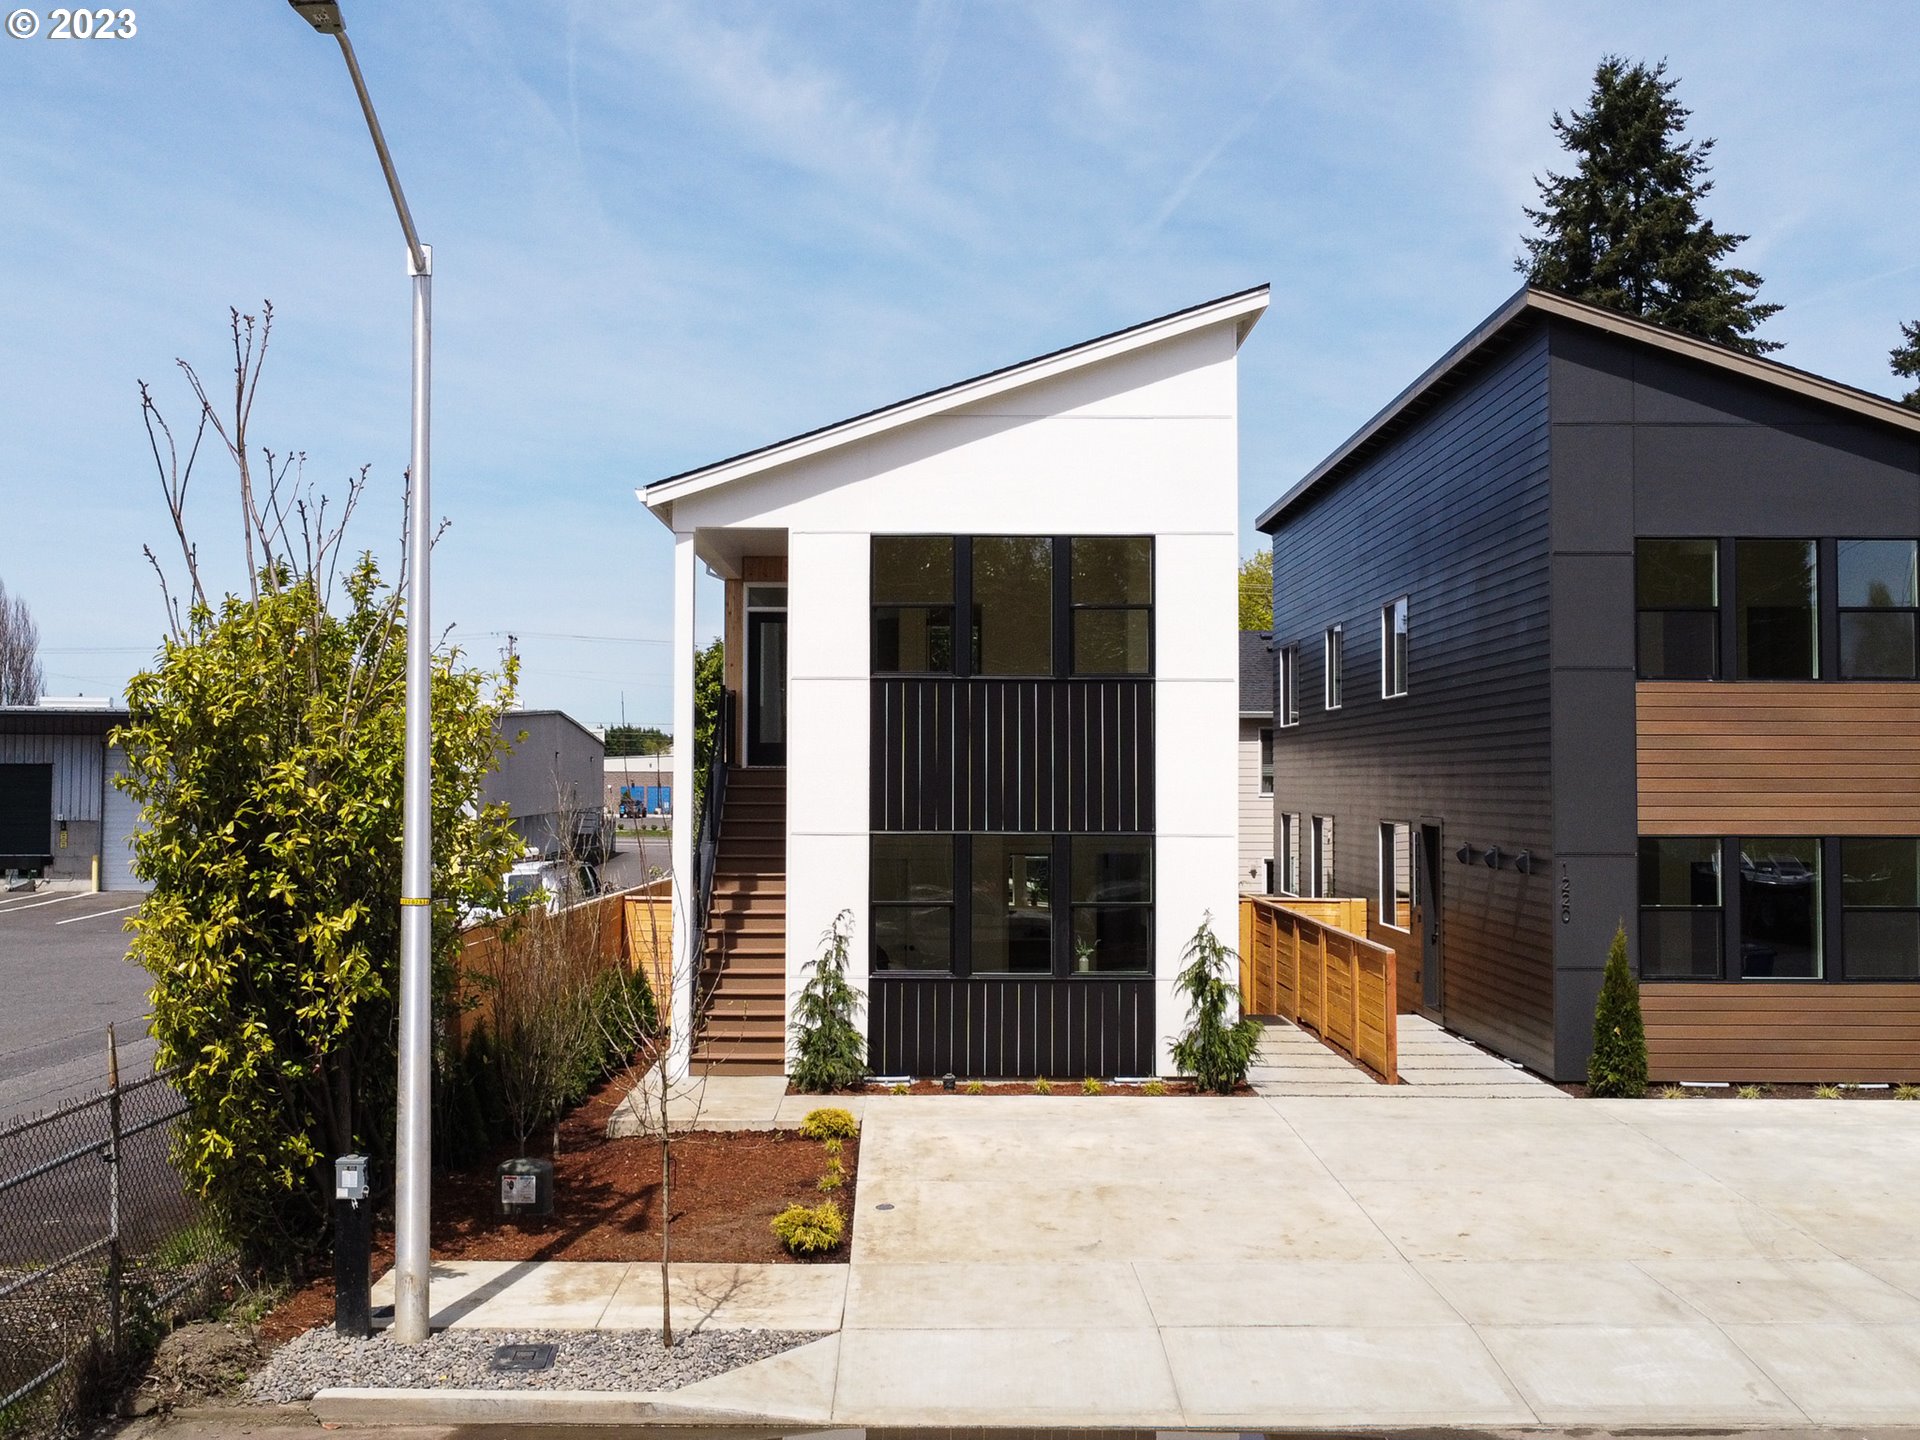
[{"xmin": 469, "ymin": 857, "xmax": 602, "ymax": 923}]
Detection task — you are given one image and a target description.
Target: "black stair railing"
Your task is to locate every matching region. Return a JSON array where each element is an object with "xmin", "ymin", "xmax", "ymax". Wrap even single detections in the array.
[{"xmin": 692, "ymin": 688, "xmax": 736, "ymax": 937}]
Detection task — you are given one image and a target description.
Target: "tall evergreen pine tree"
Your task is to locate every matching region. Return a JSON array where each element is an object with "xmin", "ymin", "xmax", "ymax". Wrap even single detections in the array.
[
  {"xmin": 1519, "ymin": 57, "xmax": 1781, "ymax": 356},
  {"xmin": 1892, "ymin": 320, "xmax": 1920, "ymax": 411}
]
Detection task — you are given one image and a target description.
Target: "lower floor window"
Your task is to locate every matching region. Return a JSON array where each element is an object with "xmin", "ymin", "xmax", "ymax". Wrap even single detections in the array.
[
  {"xmin": 1379, "ymin": 821, "xmax": 1412, "ymax": 930},
  {"xmin": 872, "ymin": 832, "xmax": 1152, "ymax": 977},
  {"xmin": 1311, "ymin": 815, "xmax": 1335, "ymax": 898},
  {"xmin": 1738, "ymin": 838, "xmax": 1822, "ymax": 979},
  {"xmin": 1639, "ymin": 837, "xmax": 1723, "ymax": 979},
  {"xmin": 1281, "ymin": 813, "xmax": 1302, "ymax": 895},
  {"xmin": 1842, "ymin": 837, "xmax": 1920, "ymax": 980}
]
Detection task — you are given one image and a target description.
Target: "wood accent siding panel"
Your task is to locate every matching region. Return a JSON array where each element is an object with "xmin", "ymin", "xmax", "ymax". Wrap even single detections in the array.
[
  {"xmin": 867, "ymin": 977, "xmax": 1155, "ymax": 1078},
  {"xmin": 1638, "ymin": 683, "xmax": 1920, "ymax": 834},
  {"xmin": 1643, "ymin": 984, "xmax": 1920, "ymax": 1083},
  {"xmin": 1266, "ymin": 326, "xmax": 1556, "ymax": 1072},
  {"xmin": 871, "ymin": 678, "xmax": 1154, "ymax": 833}
]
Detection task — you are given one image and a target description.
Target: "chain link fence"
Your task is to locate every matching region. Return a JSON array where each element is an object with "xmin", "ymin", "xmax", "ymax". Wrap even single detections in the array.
[{"xmin": 0, "ymin": 1044, "xmax": 235, "ymax": 1434}]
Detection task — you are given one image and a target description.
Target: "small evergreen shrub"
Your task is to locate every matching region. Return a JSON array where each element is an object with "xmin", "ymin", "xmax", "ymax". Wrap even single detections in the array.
[
  {"xmin": 798, "ymin": 1107, "xmax": 858, "ymax": 1141},
  {"xmin": 1587, "ymin": 923, "xmax": 1648, "ymax": 1098},
  {"xmin": 965, "ymin": 1079, "xmax": 986, "ymax": 1095},
  {"xmin": 1080, "ymin": 1077, "xmax": 1103, "ymax": 1096},
  {"xmin": 789, "ymin": 911, "xmax": 869, "ymax": 1093},
  {"xmin": 1170, "ymin": 914, "xmax": 1263, "ymax": 1094},
  {"xmin": 1143, "ymin": 1079, "xmax": 1168, "ymax": 1097},
  {"xmin": 1032, "ymin": 1077, "xmax": 1052, "ymax": 1095},
  {"xmin": 771, "ymin": 1199, "xmax": 845, "ymax": 1255}
]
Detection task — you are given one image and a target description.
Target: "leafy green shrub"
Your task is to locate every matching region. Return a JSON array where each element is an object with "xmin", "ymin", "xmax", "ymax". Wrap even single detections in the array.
[
  {"xmin": 1143, "ymin": 1079, "xmax": 1168, "ymax": 1097},
  {"xmin": 798, "ymin": 1107, "xmax": 858, "ymax": 1141},
  {"xmin": 789, "ymin": 911, "xmax": 869, "ymax": 1093},
  {"xmin": 1587, "ymin": 923, "xmax": 1648, "ymax": 1099},
  {"xmin": 1170, "ymin": 914, "xmax": 1263, "ymax": 1094},
  {"xmin": 1080, "ymin": 1077, "xmax": 1103, "ymax": 1096},
  {"xmin": 771, "ymin": 1199, "xmax": 845, "ymax": 1255},
  {"xmin": 1032, "ymin": 1077, "xmax": 1052, "ymax": 1095}
]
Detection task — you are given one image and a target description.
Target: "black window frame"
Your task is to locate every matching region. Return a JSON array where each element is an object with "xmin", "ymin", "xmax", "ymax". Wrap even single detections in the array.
[
  {"xmin": 1636, "ymin": 537, "xmax": 1721, "ymax": 681},
  {"xmin": 1637, "ymin": 835, "xmax": 1726, "ymax": 981},
  {"xmin": 1324, "ymin": 624, "xmax": 1343, "ymax": 710},
  {"xmin": 1068, "ymin": 834, "xmax": 1154, "ymax": 977},
  {"xmin": 1734, "ymin": 538, "xmax": 1820, "ymax": 682},
  {"xmin": 1277, "ymin": 645, "xmax": 1299, "ymax": 727},
  {"xmin": 1839, "ymin": 836, "xmax": 1920, "ymax": 982},
  {"xmin": 1067, "ymin": 536, "xmax": 1154, "ymax": 678},
  {"xmin": 871, "ymin": 535, "xmax": 957, "ymax": 677},
  {"xmin": 1380, "ymin": 597, "xmax": 1408, "ymax": 699},
  {"xmin": 1378, "ymin": 820, "xmax": 1411, "ymax": 931},
  {"xmin": 1836, "ymin": 538, "xmax": 1920, "ymax": 681},
  {"xmin": 869, "ymin": 833, "xmax": 957, "ymax": 974}
]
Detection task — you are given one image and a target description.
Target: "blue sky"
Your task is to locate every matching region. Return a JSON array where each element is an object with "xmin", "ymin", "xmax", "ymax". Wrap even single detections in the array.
[{"xmin": 3, "ymin": 1, "xmax": 1915, "ymax": 730}]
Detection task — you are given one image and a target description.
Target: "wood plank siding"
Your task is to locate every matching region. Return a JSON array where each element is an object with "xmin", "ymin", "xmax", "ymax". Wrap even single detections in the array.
[
  {"xmin": 1265, "ymin": 325, "xmax": 1557, "ymax": 1072},
  {"xmin": 1643, "ymin": 984, "xmax": 1920, "ymax": 1083},
  {"xmin": 871, "ymin": 678, "xmax": 1154, "ymax": 833},
  {"xmin": 1237, "ymin": 717, "xmax": 1273, "ymax": 891},
  {"xmin": 867, "ymin": 976, "xmax": 1155, "ymax": 1079},
  {"xmin": 1639, "ymin": 683, "xmax": 1920, "ymax": 833}
]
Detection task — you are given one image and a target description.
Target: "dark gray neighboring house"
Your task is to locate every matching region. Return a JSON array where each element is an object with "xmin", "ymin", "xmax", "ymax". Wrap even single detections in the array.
[
  {"xmin": 1258, "ymin": 285, "xmax": 1920, "ymax": 1084},
  {"xmin": 0, "ymin": 702, "xmax": 147, "ymax": 890},
  {"xmin": 484, "ymin": 709, "xmax": 609, "ymax": 860}
]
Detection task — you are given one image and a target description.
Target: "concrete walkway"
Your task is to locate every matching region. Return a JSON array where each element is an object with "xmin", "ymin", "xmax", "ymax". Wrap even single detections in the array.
[
  {"xmin": 1251, "ymin": 1014, "xmax": 1565, "ymax": 1097},
  {"xmin": 325, "ymin": 1089, "xmax": 1920, "ymax": 1429}
]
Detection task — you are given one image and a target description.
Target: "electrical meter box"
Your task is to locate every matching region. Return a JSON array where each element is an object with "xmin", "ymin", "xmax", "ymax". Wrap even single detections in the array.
[{"xmin": 497, "ymin": 1156, "xmax": 554, "ymax": 1218}]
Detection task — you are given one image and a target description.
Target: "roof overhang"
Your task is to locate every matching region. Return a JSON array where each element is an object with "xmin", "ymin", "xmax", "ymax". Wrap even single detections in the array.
[
  {"xmin": 1258, "ymin": 286, "xmax": 1920, "ymax": 532},
  {"xmin": 640, "ymin": 285, "xmax": 1270, "ymax": 525}
]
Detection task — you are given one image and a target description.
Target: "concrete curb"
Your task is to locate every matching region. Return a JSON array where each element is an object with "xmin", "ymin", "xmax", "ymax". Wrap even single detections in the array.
[{"xmin": 309, "ymin": 1386, "xmax": 815, "ymax": 1427}]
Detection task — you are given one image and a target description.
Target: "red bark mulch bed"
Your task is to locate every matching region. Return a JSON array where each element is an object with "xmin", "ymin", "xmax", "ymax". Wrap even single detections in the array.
[
  {"xmin": 259, "ymin": 1074, "xmax": 856, "ymax": 1344},
  {"xmin": 842, "ymin": 1078, "xmax": 1253, "ymax": 1096},
  {"xmin": 1556, "ymin": 1080, "xmax": 1917, "ymax": 1100}
]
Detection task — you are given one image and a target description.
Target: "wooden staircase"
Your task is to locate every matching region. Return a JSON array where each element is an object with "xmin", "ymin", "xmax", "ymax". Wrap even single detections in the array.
[{"xmin": 694, "ymin": 767, "xmax": 787, "ymax": 1074}]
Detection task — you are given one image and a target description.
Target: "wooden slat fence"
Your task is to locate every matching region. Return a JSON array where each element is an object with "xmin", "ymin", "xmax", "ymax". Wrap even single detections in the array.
[{"xmin": 1239, "ymin": 894, "xmax": 1399, "ymax": 1083}]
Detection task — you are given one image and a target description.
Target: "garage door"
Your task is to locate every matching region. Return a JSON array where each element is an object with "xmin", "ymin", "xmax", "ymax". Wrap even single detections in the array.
[
  {"xmin": 102, "ymin": 746, "xmax": 148, "ymax": 891},
  {"xmin": 0, "ymin": 763, "xmax": 53, "ymax": 870}
]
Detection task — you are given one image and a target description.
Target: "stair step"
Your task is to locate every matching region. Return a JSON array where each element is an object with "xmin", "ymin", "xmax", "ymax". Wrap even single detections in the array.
[
  {"xmin": 711, "ymin": 880, "xmax": 786, "ymax": 898},
  {"xmin": 723, "ymin": 819, "xmax": 785, "ymax": 837}
]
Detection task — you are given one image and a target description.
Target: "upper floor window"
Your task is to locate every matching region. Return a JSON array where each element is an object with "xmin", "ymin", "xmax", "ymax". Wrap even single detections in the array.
[
  {"xmin": 1838, "ymin": 539, "xmax": 1919, "ymax": 679},
  {"xmin": 1637, "ymin": 539, "xmax": 1719, "ymax": 680},
  {"xmin": 1736, "ymin": 539, "xmax": 1818, "ymax": 680},
  {"xmin": 1277, "ymin": 646, "xmax": 1299, "ymax": 727},
  {"xmin": 1258, "ymin": 728, "xmax": 1274, "ymax": 795},
  {"xmin": 1380, "ymin": 597, "xmax": 1408, "ymax": 698},
  {"xmin": 873, "ymin": 537, "xmax": 954, "ymax": 674},
  {"xmin": 972, "ymin": 536, "xmax": 1053, "ymax": 675},
  {"xmin": 1069, "ymin": 537, "xmax": 1152, "ymax": 675},
  {"xmin": 1324, "ymin": 625, "xmax": 1343, "ymax": 709}
]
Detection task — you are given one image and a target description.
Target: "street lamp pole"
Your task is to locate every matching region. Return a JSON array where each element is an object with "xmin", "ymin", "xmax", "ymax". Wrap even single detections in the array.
[{"xmin": 287, "ymin": 0, "xmax": 434, "ymax": 1345}]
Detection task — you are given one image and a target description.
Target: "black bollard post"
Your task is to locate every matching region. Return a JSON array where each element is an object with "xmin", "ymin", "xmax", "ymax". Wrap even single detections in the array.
[{"xmin": 334, "ymin": 1154, "xmax": 372, "ymax": 1338}]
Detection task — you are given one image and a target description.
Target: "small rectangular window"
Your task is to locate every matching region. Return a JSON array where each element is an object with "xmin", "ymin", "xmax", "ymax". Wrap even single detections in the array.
[
  {"xmin": 871, "ymin": 835, "xmax": 953, "ymax": 972},
  {"xmin": 1637, "ymin": 538, "xmax": 1720, "ymax": 679},
  {"xmin": 1736, "ymin": 539, "xmax": 1818, "ymax": 680},
  {"xmin": 1277, "ymin": 646, "xmax": 1299, "ymax": 727},
  {"xmin": 873, "ymin": 537, "xmax": 954, "ymax": 675},
  {"xmin": 1378, "ymin": 821, "xmax": 1412, "ymax": 930},
  {"xmin": 1838, "ymin": 539, "xmax": 1919, "ymax": 680},
  {"xmin": 969, "ymin": 834, "xmax": 1054, "ymax": 974},
  {"xmin": 1258, "ymin": 729, "xmax": 1274, "ymax": 796},
  {"xmin": 1841, "ymin": 837, "xmax": 1920, "ymax": 980},
  {"xmin": 1070, "ymin": 836, "xmax": 1153, "ymax": 974},
  {"xmin": 1311, "ymin": 815, "xmax": 1335, "ymax": 898},
  {"xmin": 1639, "ymin": 837, "xmax": 1723, "ymax": 979},
  {"xmin": 971, "ymin": 536, "xmax": 1054, "ymax": 676},
  {"xmin": 1324, "ymin": 625, "xmax": 1343, "ymax": 710},
  {"xmin": 1069, "ymin": 537, "xmax": 1152, "ymax": 676},
  {"xmin": 1381, "ymin": 598, "xmax": 1408, "ymax": 698},
  {"xmin": 1738, "ymin": 838, "xmax": 1823, "ymax": 978},
  {"xmin": 1282, "ymin": 813, "xmax": 1302, "ymax": 895}
]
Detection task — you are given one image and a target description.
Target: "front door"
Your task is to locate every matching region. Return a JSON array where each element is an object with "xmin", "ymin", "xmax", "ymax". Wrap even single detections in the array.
[
  {"xmin": 746, "ymin": 609, "xmax": 787, "ymax": 766},
  {"xmin": 1418, "ymin": 822, "xmax": 1444, "ymax": 1013}
]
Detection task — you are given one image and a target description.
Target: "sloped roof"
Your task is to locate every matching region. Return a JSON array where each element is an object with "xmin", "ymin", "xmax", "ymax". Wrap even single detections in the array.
[
  {"xmin": 1238, "ymin": 630, "xmax": 1273, "ymax": 716},
  {"xmin": 1258, "ymin": 286, "xmax": 1920, "ymax": 532},
  {"xmin": 642, "ymin": 285, "xmax": 1270, "ymax": 516}
]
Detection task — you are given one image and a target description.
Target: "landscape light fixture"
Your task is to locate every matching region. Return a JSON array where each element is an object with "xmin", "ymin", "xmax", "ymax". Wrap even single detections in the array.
[{"xmin": 286, "ymin": 0, "xmax": 435, "ymax": 1345}]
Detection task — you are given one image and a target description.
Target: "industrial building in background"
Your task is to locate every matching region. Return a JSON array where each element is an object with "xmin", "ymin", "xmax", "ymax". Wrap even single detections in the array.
[
  {"xmin": 483, "ymin": 708, "xmax": 613, "ymax": 862},
  {"xmin": 0, "ymin": 699, "xmax": 147, "ymax": 891}
]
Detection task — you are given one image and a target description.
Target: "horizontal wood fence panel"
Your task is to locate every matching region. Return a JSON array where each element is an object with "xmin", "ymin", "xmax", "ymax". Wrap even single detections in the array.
[
  {"xmin": 1639, "ymin": 682, "xmax": 1920, "ymax": 834},
  {"xmin": 867, "ymin": 976, "xmax": 1154, "ymax": 1078},
  {"xmin": 1239, "ymin": 896, "xmax": 1398, "ymax": 1083},
  {"xmin": 1643, "ymin": 983, "xmax": 1920, "ymax": 1083}
]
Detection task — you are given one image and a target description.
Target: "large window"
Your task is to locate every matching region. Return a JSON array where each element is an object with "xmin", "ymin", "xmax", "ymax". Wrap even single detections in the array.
[
  {"xmin": 972, "ymin": 537, "xmax": 1053, "ymax": 675},
  {"xmin": 1378, "ymin": 822, "xmax": 1412, "ymax": 930},
  {"xmin": 1258, "ymin": 729, "xmax": 1274, "ymax": 795},
  {"xmin": 1841, "ymin": 838, "xmax": 1920, "ymax": 980},
  {"xmin": 1070, "ymin": 836, "xmax": 1153, "ymax": 974},
  {"xmin": 1381, "ymin": 597, "xmax": 1408, "ymax": 698},
  {"xmin": 871, "ymin": 835, "xmax": 953, "ymax": 971},
  {"xmin": 1070, "ymin": 537, "xmax": 1152, "ymax": 675},
  {"xmin": 970, "ymin": 835, "xmax": 1054, "ymax": 973},
  {"xmin": 1311, "ymin": 815, "xmax": 1335, "ymax": 898},
  {"xmin": 1277, "ymin": 645, "xmax": 1299, "ymax": 727},
  {"xmin": 1736, "ymin": 539, "xmax": 1818, "ymax": 680},
  {"xmin": 1282, "ymin": 813, "xmax": 1302, "ymax": 895},
  {"xmin": 1637, "ymin": 539, "xmax": 1719, "ymax": 680},
  {"xmin": 1738, "ymin": 838, "xmax": 1823, "ymax": 978},
  {"xmin": 1639, "ymin": 838, "xmax": 1723, "ymax": 979},
  {"xmin": 1324, "ymin": 625, "xmax": 1343, "ymax": 710},
  {"xmin": 1838, "ymin": 540, "xmax": 1919, "ymax": 679},
  {"xmin": 873, "ymin": 537, "xmax": 955, "ymax": 674}
]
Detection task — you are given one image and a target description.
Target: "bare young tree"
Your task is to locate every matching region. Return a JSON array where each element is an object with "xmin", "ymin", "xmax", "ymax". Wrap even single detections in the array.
[{"xmin": 0, "ymin": 577, "xmax": 44, "ymax": 705}]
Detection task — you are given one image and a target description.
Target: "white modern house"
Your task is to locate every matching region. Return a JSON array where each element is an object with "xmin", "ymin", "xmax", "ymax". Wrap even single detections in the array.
[{"xmin": 640, "ymin": 286, "xmax": 1268, "ymax": 1079}]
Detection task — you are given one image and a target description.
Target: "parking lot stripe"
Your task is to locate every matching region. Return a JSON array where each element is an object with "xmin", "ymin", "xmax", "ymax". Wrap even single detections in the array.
[
  {"xmin": 54, "ymin": 903, "xmax": 142, "ymax": 926},
  {"xmin": 0, "ymin": 893, "xmax": 89, "ymax": 915}
]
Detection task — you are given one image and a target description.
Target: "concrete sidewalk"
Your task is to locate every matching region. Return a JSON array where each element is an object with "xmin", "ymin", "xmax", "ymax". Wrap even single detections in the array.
[{"xmin": 321, "ymin": 1088, "xmax": 1920, "ymax": 1428}]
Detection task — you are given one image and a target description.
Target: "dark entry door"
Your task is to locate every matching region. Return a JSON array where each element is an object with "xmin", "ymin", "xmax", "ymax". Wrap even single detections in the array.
[
  {"xmin": 1418, "ymin": 822, "xmax": 1443, "ymax": 1013},
  {"xmin": 0, "ymin": 763, "xmax": 54, "ymax": 869},
  {"xmin": 746, "ymin": 611, "xmax": 787, "ymax": 767}
]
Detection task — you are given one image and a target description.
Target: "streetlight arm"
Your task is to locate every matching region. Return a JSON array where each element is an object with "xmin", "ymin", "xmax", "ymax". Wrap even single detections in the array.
[{"xmin": 332, "ymin": 31, "xmax": 428, "ymax": 275}]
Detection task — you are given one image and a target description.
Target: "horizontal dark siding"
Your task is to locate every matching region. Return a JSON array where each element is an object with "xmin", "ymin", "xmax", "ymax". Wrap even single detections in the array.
[
  {"xmin": 1266, "ymin": 323, "xmax": 1556, "ymax": 1074},
  {"xmin": 868, "ymin": 977, "xmax": 1155, "ymax": 1078},
  {"xmin": 871, "ymin": 678, "xmax": 1153, "ymax": 833}
]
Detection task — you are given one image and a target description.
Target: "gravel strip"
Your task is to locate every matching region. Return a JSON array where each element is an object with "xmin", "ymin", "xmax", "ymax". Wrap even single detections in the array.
[{"xmin": 248, "ymin": 1326, "xmax": 828, "ymax": 1402}]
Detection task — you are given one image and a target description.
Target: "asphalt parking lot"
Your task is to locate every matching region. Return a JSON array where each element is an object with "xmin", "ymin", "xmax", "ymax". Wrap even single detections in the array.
[{"xmin": 0, "ymin": 888, "xmax": 154, "ymax": 1123}]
